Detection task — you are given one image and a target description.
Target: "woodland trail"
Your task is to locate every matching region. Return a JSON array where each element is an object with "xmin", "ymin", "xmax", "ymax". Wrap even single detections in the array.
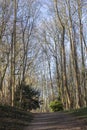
[{"xmin": 25, "ymin": 112, "xmax": 87, "ymax": 130}]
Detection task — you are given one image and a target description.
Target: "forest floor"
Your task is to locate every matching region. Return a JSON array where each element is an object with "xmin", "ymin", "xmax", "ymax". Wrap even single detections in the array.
[
  {"xmin": 0, "ymin": 105, "xmax": 87, "ymax": 130},
  {"xmin": 25, "ymin": 108, "xmax": 87, "ymax": 130},
  {"xmin": 0, "ymin": 105, "xmax": 33, "ymax": 130}
]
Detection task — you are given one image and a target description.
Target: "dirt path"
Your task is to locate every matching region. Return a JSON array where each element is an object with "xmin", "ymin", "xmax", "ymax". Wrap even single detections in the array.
[{"xmin": 25, "ymin": 112, "xmax": 87, "ymax": 130}]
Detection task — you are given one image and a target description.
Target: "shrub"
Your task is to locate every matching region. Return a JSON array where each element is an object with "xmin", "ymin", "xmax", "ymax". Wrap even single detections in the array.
[
  {"xmin": 49, "ymin": 100, "xmax": 63, "ymax": 112},
  {"xmin": 14, "ymin": 83, "xmax": 40, "ymax": 111}
]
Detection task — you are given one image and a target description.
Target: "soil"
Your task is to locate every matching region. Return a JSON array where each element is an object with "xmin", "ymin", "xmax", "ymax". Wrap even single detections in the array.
[{"xmin": 25, "ymin": 112, "xmax": 87, "ymax": 130}]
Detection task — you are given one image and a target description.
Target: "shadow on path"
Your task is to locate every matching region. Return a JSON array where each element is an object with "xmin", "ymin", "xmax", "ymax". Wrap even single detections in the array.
[{"xmin": 25, "ymin": 112, "xmax": 87, "ymax": 130}]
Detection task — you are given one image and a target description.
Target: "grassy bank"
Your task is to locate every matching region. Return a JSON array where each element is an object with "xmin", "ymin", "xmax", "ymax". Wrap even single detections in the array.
[
  {"xmin": 68, "ymin": 107, "xmax": 87, "ymax": 119},
  {"xmin": 0, "ymin": 105, "xmax": 33, "ymax": 130}
]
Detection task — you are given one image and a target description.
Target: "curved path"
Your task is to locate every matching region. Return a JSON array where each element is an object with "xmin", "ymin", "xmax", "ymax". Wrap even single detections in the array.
[{"xmin": 25, "ymin": 112, "xmax": 87, "ymax": 130}]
